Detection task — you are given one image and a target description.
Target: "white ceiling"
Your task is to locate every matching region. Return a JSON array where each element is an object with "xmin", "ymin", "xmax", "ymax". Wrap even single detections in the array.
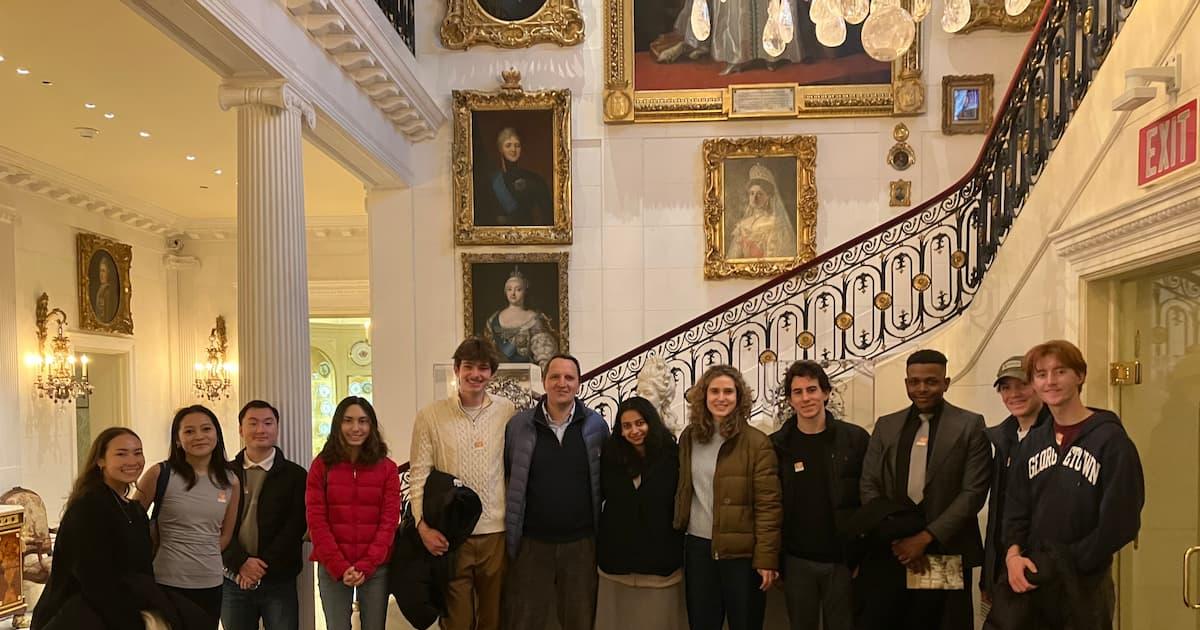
[{"xmin": 0, "ymin": 0, "xmax": 365, "ymax": 221}]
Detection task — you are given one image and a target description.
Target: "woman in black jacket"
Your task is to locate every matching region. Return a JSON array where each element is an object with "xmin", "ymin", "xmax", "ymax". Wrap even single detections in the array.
[
  {"xmin": 595, "ymin": 397, "xmax": 686, "ymax": 630},
  {"xmin": 32, "ymin": 427, "xmax": 189, "ymax": 630}
]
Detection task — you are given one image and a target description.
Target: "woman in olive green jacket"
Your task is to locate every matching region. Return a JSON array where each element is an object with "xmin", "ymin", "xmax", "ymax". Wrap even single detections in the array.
[{"xmin": 674, "ymin": 365, "xmax": 782, "ymax": 630}]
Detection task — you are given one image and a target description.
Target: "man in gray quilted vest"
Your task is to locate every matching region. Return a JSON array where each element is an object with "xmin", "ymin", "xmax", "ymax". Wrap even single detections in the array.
[{"xmin": 502, "ymin": 354, "xmax": 610, "ymax": 630}]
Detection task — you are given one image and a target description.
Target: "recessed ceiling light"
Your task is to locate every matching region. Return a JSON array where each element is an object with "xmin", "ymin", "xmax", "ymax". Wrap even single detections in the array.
[
  {"xmin": 185, "ymin": 155, "xmax": 196, "ymax": 161},
  {"xmin": 103, "ymin": 112, "xmax": 115, "ymax": 119},
  {"xmin": 138, "ymin": 131, "xmax": 151, "ymax": 138},
  {"xmin": 41, "ymin": 80, "xmax": 52, "ymax": 86},
  {"xmin": 0, "ymin": 55, "xmax": 6, "ymax": 62},
  {"xmin": 213, "ymin": 168, "xmax": 223, "ymax": 175},
  {"xmin": 16, "ymin": 67, "xmax": 30, "ymax": 75},
  {"xmin": 84, "ymin": 102, "xmax": 96, "ymax": 109}
]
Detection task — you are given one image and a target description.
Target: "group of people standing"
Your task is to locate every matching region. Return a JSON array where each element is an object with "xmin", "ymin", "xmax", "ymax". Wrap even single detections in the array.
[{"xmin": 29, "ymin": 334, "xmax": 1144, "ymax": 630}]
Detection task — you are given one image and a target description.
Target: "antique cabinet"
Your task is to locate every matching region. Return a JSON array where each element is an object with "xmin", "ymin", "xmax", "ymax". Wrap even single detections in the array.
[{"xmin": 0, "ymin": 505, "xmax": 25, "ymax": 623}]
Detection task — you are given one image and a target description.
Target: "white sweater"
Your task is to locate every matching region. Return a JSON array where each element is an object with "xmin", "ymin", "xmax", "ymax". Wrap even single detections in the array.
[{"xmin": 409, "ymin": 394, "xmax": 515, "ymax": 535}]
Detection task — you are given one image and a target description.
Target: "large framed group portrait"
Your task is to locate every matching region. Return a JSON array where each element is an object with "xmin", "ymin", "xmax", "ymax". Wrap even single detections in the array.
[
  {"xmin": 462, "ymin": 252, "xmax": 569, "ymax": 373},
  {"xmin": 440, "ymin": 0, "xmax": 584, "ymax": 49},
  {"xmin": 703, "ymin": 135, "xmax": 817, "ymax": 279},
  {"xmin": 76, "ymin": 232, "xmax": 134, "ymax": 335},
  {"xmin": 603, "ymin": 0, "xmax": 927, "ymax": 123},
  {"xmin": 453, "ymin": 72, "xmax": 572, "ymax": 246}
]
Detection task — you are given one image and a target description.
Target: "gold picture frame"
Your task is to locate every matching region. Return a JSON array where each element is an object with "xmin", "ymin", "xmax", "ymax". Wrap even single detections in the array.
[
  {"xmin": 440, "ymin": 0, "xmax": 584, "ymax": 49},
  {"xmin": 962, "ymin": 0, "xmax": 1045, "ymax": 33},
  {"xmin": 453, "ymin": 70, "xmax": 572, "ymax": 246},
  {"xmin": 77, "ymin": 232, "xmax": 133, "ymax": 335},
  {"xmin": 603, "ymin": 0, "xmax": 925, "ymax": 123},
  {"xmin": 462, "ymin": 252, "xmax": 569, "ymax": 370},
  {"xmin": 703, "ymin": 135, "xmax": 818, "ymax": 279},
  {"xmin": 942, "ymin": 74, "xmax": 995, "ymax": 135}
]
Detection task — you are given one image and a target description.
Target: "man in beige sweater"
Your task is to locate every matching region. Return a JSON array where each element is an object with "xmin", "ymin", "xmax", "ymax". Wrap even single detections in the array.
[{"xmin": 409, "ymin": 337, "xmax": 515, "ymax": 630}]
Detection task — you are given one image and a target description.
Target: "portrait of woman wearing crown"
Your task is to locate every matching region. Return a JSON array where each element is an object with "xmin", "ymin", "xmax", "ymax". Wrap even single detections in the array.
[
  {"xmin": 725, "ymin": 161, "xmax": 797, "ymax": 260},
  {"xmin": 483, "ymin": 267, "xmax": 560, "ymax": 370}
]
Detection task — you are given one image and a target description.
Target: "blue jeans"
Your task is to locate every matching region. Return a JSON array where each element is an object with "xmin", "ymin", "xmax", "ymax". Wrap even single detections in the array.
[
  {"xmin": 317, "ymin": 565, "xmax": 390, "ymax": 630},
  {"xmin": 220, "ymin": 578, "xmax": 300, "ymax": 630}
]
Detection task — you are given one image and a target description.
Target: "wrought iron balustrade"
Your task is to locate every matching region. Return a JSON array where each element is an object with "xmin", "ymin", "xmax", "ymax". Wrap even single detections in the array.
[
  {"xmin": 374, "ymin": 0, "xmax": 416, "ymax": 56},
  {"xmin": 580, "ymin": 0, "xmax": 1141, "ymax": 423}
]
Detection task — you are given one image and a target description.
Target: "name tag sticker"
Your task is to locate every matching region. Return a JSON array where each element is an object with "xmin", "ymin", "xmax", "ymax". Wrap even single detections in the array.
[
  {"xmin": 794, "ymin": 461, "xmax": 805, "ymax": 472},
  {"xmin": 915, "ymin": 436, "xmax": 929, "ymax": 447},
  {"xmin": 217, "ymin": 491, "xmax": 228, "ymax": 504}
]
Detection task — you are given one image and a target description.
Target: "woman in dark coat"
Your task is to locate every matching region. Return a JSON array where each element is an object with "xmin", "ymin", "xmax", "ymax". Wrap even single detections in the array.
[
  {"xmin": 595, "ymin": 397, "xmax": 686, "ymax": 630},
  {"xmin": 32, "ymin": 427, "xmax": 196, "ymax": 630}
]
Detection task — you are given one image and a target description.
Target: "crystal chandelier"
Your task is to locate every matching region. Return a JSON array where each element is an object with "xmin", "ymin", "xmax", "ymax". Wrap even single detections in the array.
[
  {"xmin": 30, "ymin": 293, "xmax": 92, "ymax": 404},
  {"xmin": 194, "ymin": 315, "xmax": 234, "ymax": 402}
]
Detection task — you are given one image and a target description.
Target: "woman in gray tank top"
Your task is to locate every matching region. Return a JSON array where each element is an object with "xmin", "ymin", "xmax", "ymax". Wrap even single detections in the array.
[{"xmin": 136, "ymin": 405, "xmax": 240, "ymax": 629}]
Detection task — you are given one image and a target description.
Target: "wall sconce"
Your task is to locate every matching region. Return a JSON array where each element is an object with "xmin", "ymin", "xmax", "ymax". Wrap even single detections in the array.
[
  {"xmin": 194, "ymin": 315, "xmax": 235, "ymax": 402},
  {"xmin": 27, "ymin": 293, "xmax": 93, "ymax": 404}
]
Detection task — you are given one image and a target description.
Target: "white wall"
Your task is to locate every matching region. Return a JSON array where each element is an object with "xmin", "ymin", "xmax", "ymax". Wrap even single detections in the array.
[{"xmin": 372, "ymin": 0, "xmax": 1035, "ymax": 432}]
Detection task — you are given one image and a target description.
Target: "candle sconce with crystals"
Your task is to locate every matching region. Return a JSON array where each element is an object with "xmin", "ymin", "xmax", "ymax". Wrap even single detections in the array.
[
  {"xmin": 194, "ymin": 316, "xmax": 235, "ymax": 401},
  {"xmin": 29, "ymin": 293, "xmax": 93, "ymax": 404}
]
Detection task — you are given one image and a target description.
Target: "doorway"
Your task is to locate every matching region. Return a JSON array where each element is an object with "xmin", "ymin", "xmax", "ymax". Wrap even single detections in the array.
[
  {"xmin": 1110, "ymin": 255, "xmax": 1200, "ymax": 629},
  {"xmin": 72, "ymin": 351, "xmax": 130, "ymax": 473}
]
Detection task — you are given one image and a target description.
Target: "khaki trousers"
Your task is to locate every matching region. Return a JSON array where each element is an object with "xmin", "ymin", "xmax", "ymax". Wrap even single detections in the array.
[{"xmin": 442, "ymin": 532, "xmax": 507, "ymax": 630}]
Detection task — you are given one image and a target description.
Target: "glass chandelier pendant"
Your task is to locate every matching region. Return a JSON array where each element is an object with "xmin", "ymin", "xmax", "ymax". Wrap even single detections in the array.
[
  {"xmin": 809, "ymin": 0, "xmax": 840, "ymax": 24},
  {"xmin": 840, "ymin": 0, "xmax": 869, "ymax": 25},
  {"xmin": 816, "ymin": 16, "xmax": 848, "ymax": 47},
  {"xmin": 942, "ymin": 0, "xmax": 972, "ymax": 32},
  {"xmin": 911, "ymin": 0, "xmax": 932, "ymax": 21},
  {"xmin": 691, "ymin": 0, "xmax": 711, "ymax": 41},
  {"xmin": 763, "ymin": 5, "xmax": 786, "ymax": 56},
  {"xmin": 1005, "ymin": 0, "xmax": 1032, "ymax": 15},
  {"xmin": 861, "ymin": 3, "xmax": 915, "ymax": 61},
  {"xmin": 780, "ymin": 0, "xmax": 796, "ymax": 43}
]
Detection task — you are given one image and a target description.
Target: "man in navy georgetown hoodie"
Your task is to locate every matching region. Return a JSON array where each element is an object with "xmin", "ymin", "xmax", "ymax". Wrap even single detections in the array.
[{"xmin": 999, "ymin": 340, "xmax": 1143, "ymax": 630}]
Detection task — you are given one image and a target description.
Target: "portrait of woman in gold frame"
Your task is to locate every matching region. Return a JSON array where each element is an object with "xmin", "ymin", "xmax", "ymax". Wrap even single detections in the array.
[
  {"xmin": 76, "ymin": 232, "xmax": 134, "ymax": 335},
  {"xmin": 453, "ymin": 71, "xmax": 573, "ymax": 246},
  {"xmin": 602, "ymin": 0, "xmax": 926, "ymax": 123},
  {"xmin": 703, "ymin": 135, "xmax": 817, "ymax": 279},
  {"xmin": 462, "ymin": 252, "xmax": 569, "ymax": 373},
  {"xmin": 440, "ymin": 0, "xmax": 584, "ymax": 49}
]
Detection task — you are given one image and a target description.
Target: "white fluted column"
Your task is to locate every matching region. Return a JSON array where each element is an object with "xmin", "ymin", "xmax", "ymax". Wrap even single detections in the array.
[
  {"xmin": 218, "ymin": 81, "xmax": 316, "ymax": 629},
  {"xmin": 0, "ymin": 209, "xmax": 20, "ymax": 491}
]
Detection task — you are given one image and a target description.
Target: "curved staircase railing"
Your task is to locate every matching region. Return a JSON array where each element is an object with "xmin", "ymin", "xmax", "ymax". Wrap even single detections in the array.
[{"xmin": 580, "ymin": 0, "xmax": 1141, "ymax": 422}]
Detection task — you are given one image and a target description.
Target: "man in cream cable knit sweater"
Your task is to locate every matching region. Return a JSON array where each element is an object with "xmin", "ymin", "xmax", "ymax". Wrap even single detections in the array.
[{"xmin": 409, "ymin": 337, "xmax": 515, "ymax": 630}]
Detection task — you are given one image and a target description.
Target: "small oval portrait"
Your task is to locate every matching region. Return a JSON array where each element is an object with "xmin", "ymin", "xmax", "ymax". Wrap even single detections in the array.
[
  {"xmin": 476, "ymin": 0, "xmax": 548, "ymax": 21},
  {"xmin": 88, "ymin": 250, "xmax": 121, "ymax": 324}
]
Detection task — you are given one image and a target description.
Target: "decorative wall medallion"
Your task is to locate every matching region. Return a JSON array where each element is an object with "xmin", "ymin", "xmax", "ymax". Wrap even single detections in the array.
[
  {"xmin": 961, "ymin": 0, "xmax": 1045, "ymax": 33},
  {"xmin": 440, "ymin": 0, "xmax": 584, "ymax": 49},
  {"xmin": 76, "ymin": 232, "xmax": 133, "ymax": 335},
  {"xmin": 462, "ymin": 252, "xmax": 569, "ymax": 373},
  {"xmin": 603, "ymin": 0, "xmax": 925, "ymax": 123},
  {"xmin": 702, "ymin": 135, "xmax": 818, "ymax": 279},
  {"xmin": 452, "ymin": 70, "xmax": 572, "ymax": 245},
  {"xmin": 889, "ymin": 180, "xmax": 912, "ymax": 207},
  {"xmin": 349, "ymin": 340, "xmax": 373, "ymax": 367},
  {"xmin": 887, "ymin": 123, "xmax": 916, "ymax": 171},
  {"xmin": 942, "ymin": 74, "xmax": 995, "ymax": 135}
]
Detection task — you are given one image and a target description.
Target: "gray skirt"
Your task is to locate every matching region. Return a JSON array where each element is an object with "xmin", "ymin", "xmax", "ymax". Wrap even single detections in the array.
[{"xmin": 594, "ymin": 571, "xmax": 687, "ymax": 630}]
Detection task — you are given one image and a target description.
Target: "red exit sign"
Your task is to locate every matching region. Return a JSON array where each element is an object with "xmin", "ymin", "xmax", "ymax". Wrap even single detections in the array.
[{"xmin": 1139, "ymin": 99, "xmax": 1197, "ymax": 186}]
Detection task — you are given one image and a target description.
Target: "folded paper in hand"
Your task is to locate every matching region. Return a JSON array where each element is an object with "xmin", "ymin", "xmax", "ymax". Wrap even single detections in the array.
[{"xmin": 906, "ymin": 554, "xmax": 964, "ymax": 590}]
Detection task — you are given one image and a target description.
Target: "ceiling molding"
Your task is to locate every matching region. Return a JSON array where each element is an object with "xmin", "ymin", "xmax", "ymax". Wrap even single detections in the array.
[
  {"xmin": 310, "ymin": 278, "xmax": 370, "ymax": 315},
  {"xmin": 0, "ymin": 146, "xmax": 186, "ymax": 237},
  {"xmin": 281, "ymin": 0, "xmax": 444, "ymax": 143},
  {"xmin": 180, "ymin": 214, "xmax": 368, "ymax": 240}
]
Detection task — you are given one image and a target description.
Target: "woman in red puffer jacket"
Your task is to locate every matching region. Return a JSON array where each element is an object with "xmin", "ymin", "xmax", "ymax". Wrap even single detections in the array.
[{"xmin": 307, "ymin": 396, "xmax": 401, "ymax": 630}]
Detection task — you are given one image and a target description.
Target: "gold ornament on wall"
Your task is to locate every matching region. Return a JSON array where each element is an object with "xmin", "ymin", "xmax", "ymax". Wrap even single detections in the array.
[
  {"xmin": 452, "ymin": 70, "xmax": 573, "ymax": 246},
  {"xmin": 440, "ymin": 0, "xmax": 584, "ymax": 49},
  {"xmin": 76, "ymin": 232, "xmax": 133, "ymax": 335},
  {"xmin": 194, "ymin": 316, "xmax": 234, "ymax": 402},
  {"xmin": 887, "ymin": 123, "xmax": 916, "ymax": 171},
  {"xmin": 702, "ymin": 135, "xmax": 818, "ymax": 280},
  {"xmin": 961, "ymin": 0, "xmax": 1045, "ymax": 33}
]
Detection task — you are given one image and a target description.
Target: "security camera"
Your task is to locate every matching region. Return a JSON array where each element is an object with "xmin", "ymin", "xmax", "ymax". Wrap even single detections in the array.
[
  {"xmin": 1112, "ymin": 55, "xmax": 1181, "ymax": 112},
  {"xmin": 166, "ymin": 237, "xmax": 185, "ymax": 253}
]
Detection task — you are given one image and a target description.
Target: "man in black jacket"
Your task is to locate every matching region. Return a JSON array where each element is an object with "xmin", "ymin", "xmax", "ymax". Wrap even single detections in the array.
[
  {"xmin": 981, "ymin": 357, "xmax": 1048, "ymax": 612},
  {"xmin": 770, "ymin": 361, "xmax": 869, "ymax": 630},
  {"xmin": 1002, "ymin": 340, "xmax": 1144, "ymax": 630},
  {"xmin": 220, "ymin": 400, "xmax": 309, "ymax": 630}
]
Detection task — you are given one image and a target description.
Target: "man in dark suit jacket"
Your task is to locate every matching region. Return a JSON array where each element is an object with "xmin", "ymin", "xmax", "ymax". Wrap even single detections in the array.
[{"xmin": 859, "ymin": 349, "xmax": 993, "ymax": 630}]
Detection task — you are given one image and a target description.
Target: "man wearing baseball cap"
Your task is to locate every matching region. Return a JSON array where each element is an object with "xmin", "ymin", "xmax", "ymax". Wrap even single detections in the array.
[{"xmin": 980, "ymin": 356, "xmax": 1047, "ymax": 617}]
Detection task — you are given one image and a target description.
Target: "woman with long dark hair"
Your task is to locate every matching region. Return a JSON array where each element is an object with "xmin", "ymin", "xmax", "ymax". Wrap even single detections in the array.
[
  {"xmin": 307, "ymin": 396, "xmax": 401, "ymax": 630},
  {"xmin": 32, "ymin": 428, "xmax": 177, "ymax": 629},
  {"xmin": 595, "ymin": 396, "xmax": 686, "ymax": 630},
  {"xmin": 136, "ymin": 405, "xmax": 240, "ymax": 628},
  {"xmin": 674, "ymin": 365, "xmax": 782, "ymax": 630}
]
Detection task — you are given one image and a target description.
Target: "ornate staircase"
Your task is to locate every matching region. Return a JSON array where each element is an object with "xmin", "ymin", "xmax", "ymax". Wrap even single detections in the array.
[{"xmin": 580, "ymin": 0, "xmax": 1142, "ymax": 425}]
